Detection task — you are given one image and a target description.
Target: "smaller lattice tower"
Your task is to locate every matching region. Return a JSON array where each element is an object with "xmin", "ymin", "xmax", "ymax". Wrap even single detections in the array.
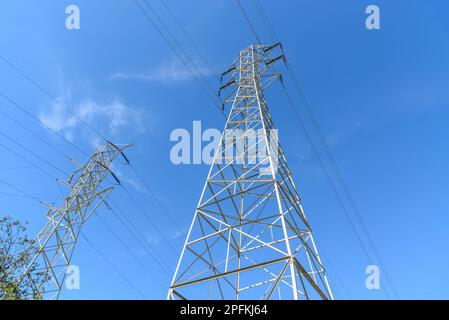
[{"xmin": 4, "ymin": 142, "xmax": 130, "ymax": 299}]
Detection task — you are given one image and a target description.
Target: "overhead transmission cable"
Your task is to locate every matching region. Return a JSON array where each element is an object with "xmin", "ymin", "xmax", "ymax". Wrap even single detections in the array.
[
  {"xmin": 106, "ymin": 198, "xmax": 174, "ymax": 276},
  {"xmin": 0, "ymin": 90, "xmax": 88, "ymax": 157},
  {"xmin": 0, "ymin": 175, "xmax": 44, "ymax": 205},
  {"xmin": 119, "ymin": 184, "xmax": 181, "ymax": 257},
  {"xmin": 235, "ymin": 1, "xmax": 378, "ymax": 300},
  {"xmin": 282, "ymin": 89, "xmax": 371, "ymax": 299},
  {"xmin": 159, "ymin": 0, "xmax": 220, "ymax": 82},
  {"xmin": 1, "ymin": 176, "xmax": 149, "ymax": 299},
  {"xmin": 0, "ymin": 140, "xmax": 60, "ymax": 182},
  {"xmin": 251, "ymin": 0, "xmax": 399, "ymax": 298},
  {"xmin": 0, "ymin": 74, "xmax": 183, "ymax": 273},
  {"xmin": 142, "ymin": 0, "xmax": 218, "ymax": 95},
  {"xmin": 95, "ymin": 211, "xmax": 167, "ymax": 291},
  {"xmin": 235, "ymin": 0, "xmax": 262, "ymax": 45},
  {"xmin": 0, "ymin": 55, "xmax": 105, "ymax": 142},
  {"xmin": 140, "ymin": 0, "xmax": 351, "ymax": 299},
  {"xmin": 81, "ymin": 232, "xmax": 147, "ymax": 299},
  {"xmin": 0, "ymin": 108, "xmax": 73, "ymax": 161},
  {"xmin": 0, "ymin": 135, "xmax": 168, "ymax": 297},
  {"xmin": 0, "ymin": 1, "xmax": 229, "ymax": 243},
  {"xmin": 0, "ymin": 58, "xmax": 184, "ymax": 246},
  {"xmin": 249, "ymin": 0, "xmax": 399, "ymax": 299},
  {"xmin": 132, "ymin": 0, "xmax": 223, "ymax": 115},
  {"xmin": 0, "ymin": 129, "xmax": 70, "ymax": 177},
  {"xmin": 128, "ymin": 164, "xmax": 184, "ymax": 234},
  {"xmin": 0, "ymin": 11, "xmax": 217, "ymax": 296}
]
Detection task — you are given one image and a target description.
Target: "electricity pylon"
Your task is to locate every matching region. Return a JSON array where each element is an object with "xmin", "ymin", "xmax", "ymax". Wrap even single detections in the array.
[
  {"xmin": 4, "ymin": 141, "xmax": 130, "ymax": 300},
  {"xmin": 168, "ymin": 44, "xmax": 333, "ymax": 300}
]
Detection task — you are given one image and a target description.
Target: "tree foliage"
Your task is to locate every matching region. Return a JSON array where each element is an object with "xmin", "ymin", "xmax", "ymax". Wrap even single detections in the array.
[{"xmin": 0, "ymin": 216, "xmax": 41, "ymax": 300}]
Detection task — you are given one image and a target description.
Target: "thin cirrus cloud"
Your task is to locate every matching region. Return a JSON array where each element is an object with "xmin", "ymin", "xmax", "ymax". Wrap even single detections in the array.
[
  {"xmin": 38, "ymin": 98, "xmax": 148, "ymax": 145},
  {"xmin": 109, "ymin": 59, "xmax": 213, "ymax": 84},
  {"xmin": 110, "ymin": 164, "xmax": 149, "ymax": 196}
]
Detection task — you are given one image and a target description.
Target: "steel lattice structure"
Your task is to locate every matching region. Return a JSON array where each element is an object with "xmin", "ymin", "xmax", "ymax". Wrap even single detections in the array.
[
  {"xmin": 5, "ymin": 141, "xmax": 130, "ymax": 299},
  {"xmin": 168, "ymin": 44, "xmax": 333, "ymax": 300}
]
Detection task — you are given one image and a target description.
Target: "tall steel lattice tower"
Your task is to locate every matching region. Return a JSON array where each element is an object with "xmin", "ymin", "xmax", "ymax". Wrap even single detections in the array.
[
  {"xmin": 4, "ymin": 141, "xmax": 130, "ymax": 300},
  {"xmin": 168, "ymin": 44, "xmax": 333, "ymax": 300}
]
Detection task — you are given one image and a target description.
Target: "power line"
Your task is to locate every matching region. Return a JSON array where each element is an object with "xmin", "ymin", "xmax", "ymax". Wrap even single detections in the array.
[
  {"xmin": 0, "ymin": 108, "xmax": 72, "ymax": 161},
  {"xmin": 285, "ymin": 62, "xmax": 400, "ymax": 299},
  {"xmin": 0, "ymin": 131, "xmax": 171, "ymax": 296},
  {"xmin": 0, "ymin": 90, "xmax": 88, "ymax": 157},
  {"xmin": 233, "ymin": 2, "xmax": 389, "ymax": 299},
  {"xmin": 118, "ymin": 182, "xmax": 212, "ymax": 298},
  {"xmin": 320, "ymin": 253, "xmax": 352, "ymax": 300},
  {"xmin": 0, "ymin": 57, "xmax": 183, "ymax": 251},
  {"xmin": 0, "ymin": 132, "xmax": 164, "ymax": 298},
  {"xmin": 0, "ymin": 191, "xmax": 34, "ymax": 199},
  {"xmin": 249, "ymin": 1, "xmax": 399, "ymax": 298},
  {"xmin": 0, "ymin": 9, "xmax": 219, "ymax": 257},
  {"xmin": 235, "ymin": 0, "xmax": 262, "ymax": 44},
  {"xmin": 0, "ymin": 62, "xmax": 184, "ymax": 290},
  {"xmin": 128, "ymin": 0, "xmax": 231, "ymax": 235},
  {"xmin": 107, "ymin": 198, "xmax": 174, "ymax": 276},
  {"xmin": 0, "ymin": 129, "xmax": 70, "ymax": 177},
  {"xmin": 0, "ymin": 38, "xmax": 192, "ymax": 298},
  {"xmin": 159, "ymin": 0, "xmax": 220, "ymax": 82},
  {"xmin": 0, "ymin": 175, "xmax": 43, "ymax": 204},
  {"xmin": 128, "ymin": 164, "xmax": 184, "ymax": 234},
  {"xmin": 0, "ymin": 55, "xmax": 107, "ymax": 142},
  {"xmin": 143, "ymin": 0, "xmax": 218, "ymax": 96},
  {"xmin": 287, "ymin": 70, "xmax": 400, "ymax": 298},
  {"xmin": 81, "ymin": 231, "xmax": 147, "ymax": 299},
  {"xmin": 282, "ymin": 88, "xmax": 385, "ymax": 298},
  {"xmin": 120, "ymin": 184, "xmax": 181, "ymax": 257},
  {"xmin": 95, "ymin": 211, "xmax": 167, "ymax": 291},
  {"xmin": 132, "ymin": 0, "xmax": 224, "ymax": 115},
  {"xmin": 0, "ymin": 165, "xmax": 32, "ymax": 171},
  {"xmin": 252, "ymin": 0, "xmax": 278, "ymax": 40},
  {"xmin": 0, "ymin": 140, "xmax": 59, "ymax": 181}
]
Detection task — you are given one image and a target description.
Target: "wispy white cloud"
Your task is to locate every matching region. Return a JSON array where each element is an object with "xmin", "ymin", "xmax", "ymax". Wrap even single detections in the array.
[
  {"xmin": 290, "ymin": 120, "xmax": 363, "ymax": 164},
  {"xmin": 39, "ymin": 98, "xmax": 149, "ymax": 145},
  {"xmin": 110, "ymin": 59, "xmax": 213, "ymax": 84},
  {"xmin": 326, "ymin": 120, "xmax": 363, "ymax": 147},
  {"xmin": 110, "ymin": 164, "xmax": 149, "ymax": 195},
  {"xmin": 144, "ymin": 233, "xmax": 160, "ymax": 245},
  {"xmin": 171, "ymin": 228, "xmax": 187, "ymax": 240}
]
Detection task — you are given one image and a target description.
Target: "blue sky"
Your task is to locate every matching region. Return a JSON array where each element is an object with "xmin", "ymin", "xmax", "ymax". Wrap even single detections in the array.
[{"xmin": 1, "ymin": 0, "xmax": 449, "ymax": 299}]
